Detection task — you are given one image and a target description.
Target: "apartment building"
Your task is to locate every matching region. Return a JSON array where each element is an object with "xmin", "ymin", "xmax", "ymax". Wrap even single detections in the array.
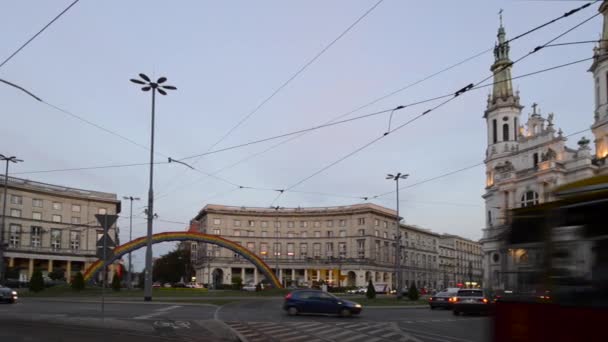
[
  {"xmin": 441, "ymin": 234, "xmax": 483, "ymax": 287},
  {"xmin": 1, "ymin": 177, "xmax": 120, "ymax": 282},
  {"xmin": 190, "ymin": 203, "xmax": 445, "ymax": 289},
  {"xmin": 439, "ymin": 238, "xmax": 456, "ymax": 288}
]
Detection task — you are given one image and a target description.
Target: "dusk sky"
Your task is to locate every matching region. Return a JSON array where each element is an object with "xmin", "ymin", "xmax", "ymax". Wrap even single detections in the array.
[{"xmin": 1, "ymin": 0, "xmax": 601, "ymax": 270}]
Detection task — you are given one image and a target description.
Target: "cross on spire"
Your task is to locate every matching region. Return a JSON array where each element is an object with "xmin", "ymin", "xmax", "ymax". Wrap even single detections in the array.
[
  {"xmin": 499, "ymin": 8, "xmax": 503, "ymax": 27},
  {"xmin": 532, "ymin": 102, "xmax": 538, "ymax": 115}
]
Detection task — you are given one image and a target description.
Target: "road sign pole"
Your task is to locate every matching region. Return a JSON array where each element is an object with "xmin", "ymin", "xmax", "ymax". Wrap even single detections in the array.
[
  {"xmin": 102, "ymin": 214, "xmax": 107, "ymax": 320},
  {"xmin": 95, "ymin": 214, "xmax": 117, "ymax": 321}
]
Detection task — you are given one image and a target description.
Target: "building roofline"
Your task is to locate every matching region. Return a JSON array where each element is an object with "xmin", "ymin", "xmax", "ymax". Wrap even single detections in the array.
[
  {"xmin": 5, "ymin": 176, "xmax": 120, "ymax": 204},
  {"xmin": 401, "ymin": 223, "xmax": 441, "ymax": 236},
  {"xmin": 194, "ymin": 203, "xmax": 398, "ymax": 221}
]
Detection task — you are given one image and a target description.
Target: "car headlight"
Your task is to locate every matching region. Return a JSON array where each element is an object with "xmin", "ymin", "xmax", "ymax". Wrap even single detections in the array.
[
  {"xmin": 11, "ymin": 291, "xmax": 17, "ymax": 295},
  {"xmin": 355, "ymin": 304, "xmax": 362, "ymax": 308}
]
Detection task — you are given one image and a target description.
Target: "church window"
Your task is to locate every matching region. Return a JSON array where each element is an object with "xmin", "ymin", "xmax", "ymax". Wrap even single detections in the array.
[
  {"xmin": 487, "ymin": 211, "xmax": 492, "ymax": 226},
  {"xmin": 502, "ymin": 123, "xmax": 509, "ymax": 141},
  {"xmin": 521, "ymin": 191, "xmax": 539, "ymax": 207},
  {"xmin": 514, "ymin": 118, "xmax": 518, "ymax": 140},
  {"xmin": 596, "ymin": 77, "xmax": 600, "ymax": 108},
  {"xmin": 533, "ymin": 153, "xmax": 539, "ymax": 167},
  {"xmin": 492, "ymin": 120, "xmax": 497, "ymax": 143}
]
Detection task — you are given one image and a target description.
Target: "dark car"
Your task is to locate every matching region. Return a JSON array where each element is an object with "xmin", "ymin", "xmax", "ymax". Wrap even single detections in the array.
[
  {"xmin": 283, "ymin": 290, "xmax": 362, "ymax": 317},
  {"xmin": 0, "ymin": 286, "xmax": 18, "ymax": 304},
  {"xmin": 452, "ymin": 289, "xmax": 493, "ymax": 315},
  {"xmin": 429, "ymin": 290, "xmax": 458, "ymax": 309}
]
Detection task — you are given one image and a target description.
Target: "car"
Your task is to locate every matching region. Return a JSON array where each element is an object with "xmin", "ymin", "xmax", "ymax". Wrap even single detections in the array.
[
  {"xmin": 186, "ymin": 282, "xmax": 203, "ymax": 289},
  {"xmin": 283, "ymin": 290, "xmax": 362, "ymax": 317},
  {"xmin": 429, "ymin": 290, "xmax": 458, "ymax": 309},
  {"xmin": 152, "ymin": 282, "xmax": 161, "ymax": 288},
  {"xmin": 452, "ymin": 289, "xmax": 493, "ymax": 316},
  {"xmin": 0, "ymin": 286, "xmax": 18, "ymax": 304},
  {"xmin": 242, "ymin": 283, "xmax": 257, "ymax": 292},
  {"xmin": 163, "ymin": 283, "xmax": 172, "ymax": 288},
  {"xmin": 172, "ymin": 282, "xmax": 187, "ymax": 288}
]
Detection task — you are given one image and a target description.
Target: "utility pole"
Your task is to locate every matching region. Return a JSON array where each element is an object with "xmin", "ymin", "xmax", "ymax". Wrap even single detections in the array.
[
  {"xmin": 386, "ymin": 172, "xmax": 408, "ymax": 299},
  {"xmin": 0, "ymin": 154, "xmax": 23, "ymax": 284},
  {"xmin": 130, "ymin": 74, "xmax": 176, "ymax": 301},
  {"xmin": 122, "ymin": 196, "xmax": 140, "ymax": 289}
]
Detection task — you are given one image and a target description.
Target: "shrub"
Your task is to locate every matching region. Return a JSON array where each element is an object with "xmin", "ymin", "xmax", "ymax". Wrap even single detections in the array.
[
  {"xmin": 366, "ymin": 279, "xmax": 376, "ymax": 299},
  {"xmin": 29, "ymin": 270, "xmax": 44, "ymax": 292},
  {"xmin": 71, "ymin": 272, "xmax": 85, "ymax": 291},
  {"xmin": 111, "ymin": 272, "xmax": 121, "ymax": 291},
  {"xmin": 408, "ymin": 282, "xmax": 420, "ymax": 301},
  {"xmin": 49, "ymin": 269, "xmax": 66, "ymax": 281},
  {"xmin": 231, "ymin": 276, "xmax": 243, "ymax": 290},
  {"xmin": 255, "ymin": 283, "xmax": 262, "ymax": 292}
]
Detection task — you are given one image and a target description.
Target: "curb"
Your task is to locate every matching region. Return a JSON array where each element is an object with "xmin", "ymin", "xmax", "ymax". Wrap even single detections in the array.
[
  {"xmin": 365, "ymin": 305, "xmax": 427, "ymax": 309},
  {"xmin": 20, "ymin": 298, "xmax": 221, "ymax": 307}
]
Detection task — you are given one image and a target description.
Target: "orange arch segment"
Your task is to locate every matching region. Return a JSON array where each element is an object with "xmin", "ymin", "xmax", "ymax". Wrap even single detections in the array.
[{"xmin": 83, "ymin": 231, "xmax": 282, "ymax": 288}]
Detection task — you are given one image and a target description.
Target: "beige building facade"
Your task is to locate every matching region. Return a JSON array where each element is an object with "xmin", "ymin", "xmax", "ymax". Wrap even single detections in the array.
[
  {"xmin": 1, "ymin": 177, "xmax": 120, "ymax": 282},
  {"xmin": 442, "ymin": 234, "xmax": 483, "ymax": 287},
  {"xmin": 190, "ymin": 203, "xmax": 447, "ymax": 289}
]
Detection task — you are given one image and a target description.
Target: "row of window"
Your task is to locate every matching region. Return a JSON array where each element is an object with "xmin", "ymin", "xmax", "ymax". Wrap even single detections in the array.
[
  {"xmin": 211, "ymin": 228, "xmax": 396, "ymax": 239},
  {"xmin": 5, "ymin": 195, "xmax": 108, "ymax": 214},
  {"xmin": 212, "ymin": 217, "xmax": 390, "ymax": 228},
  {"xmin": 7, "ymin": 224, "xmax": 81, "ymax": 250},
  {"xmin": 8, "ymin": 208, "xmax": 104, "ymax": 224}
]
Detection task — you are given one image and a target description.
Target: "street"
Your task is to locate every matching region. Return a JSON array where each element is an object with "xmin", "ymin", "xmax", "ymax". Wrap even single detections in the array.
[{"xmin": 0, "ymin": 298, "xmax": 491, "ymax": 342}]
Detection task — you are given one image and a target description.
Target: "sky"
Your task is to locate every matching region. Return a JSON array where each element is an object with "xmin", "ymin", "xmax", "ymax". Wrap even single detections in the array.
[{"xmin": 0, "ymin": 0, "xmax": 602, "ymax": 271}]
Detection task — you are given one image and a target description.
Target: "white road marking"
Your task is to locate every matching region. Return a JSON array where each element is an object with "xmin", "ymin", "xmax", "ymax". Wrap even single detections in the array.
[{"xmin": 133, "ymin": 305, "xmax": 182, "ymax": 319}]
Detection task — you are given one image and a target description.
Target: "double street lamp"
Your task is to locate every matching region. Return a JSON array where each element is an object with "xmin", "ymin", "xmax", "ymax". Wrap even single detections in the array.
[
  {"xmin": 386, "ymin": 172, "xmax": 408, "ymax": 298},
  {"xmin": 130, "ymin": 74, "xmax": 176, "ymax": 301},
  {"xmin": 122, "ymin": 196, "xmax": 140, "ymax": 289},
  {"xmin": 0, "ymin": 154, "xmax": 23, "ymax": 284}
]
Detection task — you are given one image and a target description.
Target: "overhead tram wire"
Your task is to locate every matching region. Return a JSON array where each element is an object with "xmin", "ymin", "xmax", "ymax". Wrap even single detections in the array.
[
  {"xmin": 175, "ymin": 1, "xmax": 598, "ymax": 164},
  {"xmin": 156, "ymin": 1, "xmax": 596, "ymax": 201},
  {"xmin": 275, "ymin": 12, "xmax": 601, "ymax": 194},
  {"xmin": 156, "ymin": 0, "xmax": 386, "ymax": 194},
  {"xmin": 367, "ymin": 127, "xmax": 594, "ymax": 200},
  {"xmin": 0, "ymin": 0, "xmax": 81, "ymax": 69},
  {"xmin": 12, "ymin": 55, "xmax": 597, "ymax": 177}
]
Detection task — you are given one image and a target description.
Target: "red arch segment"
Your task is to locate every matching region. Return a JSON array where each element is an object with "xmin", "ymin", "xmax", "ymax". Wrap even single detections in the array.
[{"xmin": 83, "ymin": 231, "xmax": 281, "ymax": 288}]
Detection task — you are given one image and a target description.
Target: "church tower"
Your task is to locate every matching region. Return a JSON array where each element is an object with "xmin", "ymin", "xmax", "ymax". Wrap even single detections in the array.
[
  {"xmin": 483, "ymin": 16, "xmax": 523, "ymax": 230},
  {"xmin": 590, "ymin": 1, "xmax": 608, "ymax": 163},
  {"xmin": 484, "ymin": 15, "xmax": 523, "ymax": 163}
]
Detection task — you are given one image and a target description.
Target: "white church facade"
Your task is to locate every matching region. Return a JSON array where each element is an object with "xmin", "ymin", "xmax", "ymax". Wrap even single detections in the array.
[{"xmin": 481, "ymin": 3, "xmax": 608, "ymax": 290}]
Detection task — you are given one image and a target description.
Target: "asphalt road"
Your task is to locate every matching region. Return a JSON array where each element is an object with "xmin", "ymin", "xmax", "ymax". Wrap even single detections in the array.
[{"xmin": 0, "ymin": 299, "xmax": 491, "ymax": 342}]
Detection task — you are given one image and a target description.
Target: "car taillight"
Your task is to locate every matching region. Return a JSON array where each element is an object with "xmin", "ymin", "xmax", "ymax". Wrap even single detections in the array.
[
  {"xmin": 429, "ymin": 297, "xmax": 433, "ymax": 301},
  {"xmin": 285, "ymin": 293, "xmax": 292, "ymax": 300},
  {"xmin": 482, "ymin": 298, "xmax": 489, "ymax": 304},
  {"xmin": 450, "ymin": 297, "xmax": 458, "ymax": 302}
]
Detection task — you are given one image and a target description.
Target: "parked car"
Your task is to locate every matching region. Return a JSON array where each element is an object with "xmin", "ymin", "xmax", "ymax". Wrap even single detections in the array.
[
  {"xmin": 346, "ymin": 287, "xmax": 366, "ymax": 294},
  {"xmin": 152, "ymin": 282, "xmax": 161, "ymax": 288},
  {"xmin": 186, "ymin": 282, "xmax": 203, "ymax": 289},
  {"xmin": 242, "ymin": 283, "xmax": 257, "ymax": 292},
  {"xmin": 429, "ymin": 290, "xmax": 458, "ymax": 309},
  {"xmin": 163, "ymin": 283, "xmax": 172, "ymax": 288},
  {"xmin": 0, "ymin": 286, "xmax": 18, "ymax": 304},
  {"xmin": 283, "ymin": 289, "xmax": 362, "ymax": 317},
  {"xmin": 172, "ymin": 282, "xmax": 187, "ymax": 288},
  {"xmin": 452, "ymin": 289, "xmax": 493, "ymax": 316}
]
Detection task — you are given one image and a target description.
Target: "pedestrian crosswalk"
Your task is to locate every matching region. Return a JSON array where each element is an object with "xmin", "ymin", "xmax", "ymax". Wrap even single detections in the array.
[{"xmin": 225, "ymin": 320, "xmax": 423, "ymax": 342}]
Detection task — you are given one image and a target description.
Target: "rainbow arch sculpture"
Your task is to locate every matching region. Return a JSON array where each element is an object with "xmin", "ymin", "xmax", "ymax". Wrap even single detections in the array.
[{"xmin": 83, "ymin": 231, "xmax": 282, "ymax": 288}]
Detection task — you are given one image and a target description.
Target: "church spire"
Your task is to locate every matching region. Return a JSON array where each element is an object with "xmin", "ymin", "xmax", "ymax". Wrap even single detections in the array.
[{"xmin": 490, "ymin": 9, "xmax": 514, "ymax": 102}]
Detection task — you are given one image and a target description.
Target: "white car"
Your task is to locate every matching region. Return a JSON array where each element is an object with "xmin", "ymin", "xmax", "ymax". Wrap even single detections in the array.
[
  {"xmin": 186, "ymin": 282, "xmax": 203, "ymax": 289},
  {"xmin": 242, "ymin": 283, "xmax": 257, "ymax": 292}
]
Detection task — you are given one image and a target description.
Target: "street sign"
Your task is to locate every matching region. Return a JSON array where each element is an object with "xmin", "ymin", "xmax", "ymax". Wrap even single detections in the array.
[{"xmin": 95, "ymin": 214, "xmax": 118, "ymax": 230}]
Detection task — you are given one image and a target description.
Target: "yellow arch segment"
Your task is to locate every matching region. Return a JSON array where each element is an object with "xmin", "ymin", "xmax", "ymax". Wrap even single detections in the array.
[{"xmin": 83, "ymin": 231, "xmax": 282, "ymax": 288}]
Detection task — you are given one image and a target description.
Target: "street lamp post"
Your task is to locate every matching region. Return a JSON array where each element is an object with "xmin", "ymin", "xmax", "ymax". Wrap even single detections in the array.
[
  {"xmin": 0, "ymin": 154, "xmax": 23, "ymax": 284},
  {"xmin": 122, "ymin": 196, "xmax": 140, "ymax": 289},
  {"xmin": 271, "ymin": 206, "xmax": 281, "ymax": 285},
  {"xmin": 386, "ymin": 172, "xmax": 408, "ymax": 299},
  {"xmin": 130, "ymin": 73, "xmax": 176, "ymax": 301}
]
